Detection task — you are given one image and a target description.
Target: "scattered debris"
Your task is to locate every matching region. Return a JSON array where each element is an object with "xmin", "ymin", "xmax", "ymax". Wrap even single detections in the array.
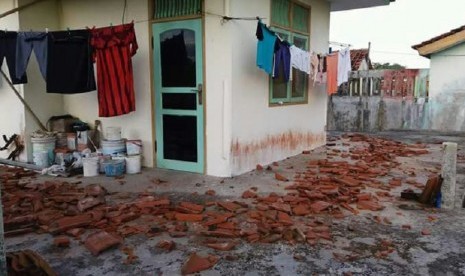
[{"xmin": 181, "ymin": 253, "xmax": 219, "ymax": 275}]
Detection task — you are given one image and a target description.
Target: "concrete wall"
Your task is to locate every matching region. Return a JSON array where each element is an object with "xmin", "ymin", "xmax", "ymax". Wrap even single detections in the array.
[
  {"xmin": 327, "ymin": 96, "xmax": 430, "ymax": 132},
  {"xmin": 0, "ymin": 0, "xmax": 26, "ymax": 161},
  {"xmin": 18, "ymin": 0, "xmax": 64, "ymax": 162},
  {"xmin": 59, "ymin": 0, "xmax": 154, "ymax": 167},
  {"xmin": 229, "ymin": 0, "xmax": 328, "ymax": 175},
  {"xmin": 428, "ymin": 43, "xmax": 465, "ymax": 131}
]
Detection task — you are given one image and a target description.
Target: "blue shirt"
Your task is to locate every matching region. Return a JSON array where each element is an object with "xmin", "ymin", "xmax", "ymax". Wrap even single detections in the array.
[{"xmin": 256, "ymin": 21, "xmax": 276, "ymax": 75}]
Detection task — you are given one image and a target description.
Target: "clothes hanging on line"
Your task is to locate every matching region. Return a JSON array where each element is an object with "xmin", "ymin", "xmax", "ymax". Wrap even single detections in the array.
[
  {"xmin": 0, "ymin": 31, "xmax": 27, "ymax": 84},
  {"xmin": 309, "ymin": 52, "xmax": 319, "ymax": 82},
  {"xmin": 337, "ymin": 47, "xmax": 351, "ymax": 86},
  {"xmin": 91, "ymin": 22, "xmax": 138, "ymax": 117},
  {"xmin": 326, "ymin": 53, "xmax": 338, "ymax": 94},
  {"xmin": 256, "ymin": 20, "xmax": 276, "ymax": 75},
  {"xmin": 46, "ymin": 29, "xmax": 96, "ymax": 94},
  {"xmin": 16, "ymin": 32, "xmax": 48, "ymax": 80},
  {"xmin": 290, "ymin": 45, "xmax": 310, "ymax": 75},
  {"xmin": 273, "ymin": 40, "xmax": 291, "ymax": 82}
]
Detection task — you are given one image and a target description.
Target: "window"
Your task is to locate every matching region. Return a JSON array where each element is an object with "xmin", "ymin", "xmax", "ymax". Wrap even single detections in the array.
[
  {"xmin": 153, "ymin": 0, "xmax": 202, "ymax": 19},
  {"xmin": 270, "ymin": 0, "xmax": 310, "ymax": 105}
]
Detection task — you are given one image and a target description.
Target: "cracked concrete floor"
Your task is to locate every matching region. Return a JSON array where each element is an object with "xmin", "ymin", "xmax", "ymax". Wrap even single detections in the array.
[{"xmin": 5, "ymin": 130, "xmax": 465, "ymax": 275}]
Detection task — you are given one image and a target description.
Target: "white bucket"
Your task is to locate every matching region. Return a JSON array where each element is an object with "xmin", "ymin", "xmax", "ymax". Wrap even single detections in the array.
[
  {"xmin": 83, "ymin": 157, "xmax": 99, "ymax": 177},
  {"xmin": 33, "ymin": 151, "xmax": 49, "ymax": 168},
  {"xmin": 101, "ymin": 139, "xmax": 126, "ymax": 156},
  {"xmin": 126, "ymin": 140, "xmax": 142, "ymax": 155},
  {"xmin": 105, "ymin": 127, "xmax": 122, "ymax": 141},
  {"xmin": 125, "ymin": 154, "xmax": 141, "ymax": 174},
  {"xmin": 31, "ymin": 136, "xmax": 56, "ymax": 167},
  {"xmin": 67, "ymin": 133, "xmax": 76, "ymax": 150}
]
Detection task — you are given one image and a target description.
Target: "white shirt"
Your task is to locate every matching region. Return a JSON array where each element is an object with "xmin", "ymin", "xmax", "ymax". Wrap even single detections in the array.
[
  {"xmin": 290, "ymin": 45, "xmax": 310, "ymax": 74},
  {"xmin": 337, "ymin": 47, "xmax": 351, "ymax": 86}
]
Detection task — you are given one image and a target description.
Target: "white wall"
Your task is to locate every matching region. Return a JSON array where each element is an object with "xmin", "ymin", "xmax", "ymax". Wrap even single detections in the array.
[
  {"xmin": 204, "ymin": 0, "xmax": 233, "ymax": 176},
  {"xmin": 228, "ymin": 0, "xmax": 329, "ymax": 175},
  {"xmin": 59, "ymin": 0, "xmax": 154, "ymax": 167},
  {"xmin": 18, "ymin": 0, "xmax": 64, "ymax": 162},
  {"xmin": 0, "ymin": 0, "xmax": 27, "ymax": 161},
  {"xmin": 428, "ymin": 43, "xmax": 465, "ymax": 131}
]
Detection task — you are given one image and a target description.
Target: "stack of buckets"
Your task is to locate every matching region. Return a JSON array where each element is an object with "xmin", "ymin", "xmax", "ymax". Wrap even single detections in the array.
[
  {"xmin": 98, "ymin": 127, "xmax": 142, "ymax": 177},
  {"xmin": 31, "ymin": 136, "xmax": 57, "ymax": 168}
]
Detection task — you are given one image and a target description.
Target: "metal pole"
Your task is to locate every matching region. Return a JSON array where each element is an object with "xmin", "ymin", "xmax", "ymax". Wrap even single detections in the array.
[
  {"xmin": 0, "ymin": 0, "xmax": 47, "ymax": 19},
  {"xmin": 0, "ymin": 70, "xmax": 47, "ymax": 131}
]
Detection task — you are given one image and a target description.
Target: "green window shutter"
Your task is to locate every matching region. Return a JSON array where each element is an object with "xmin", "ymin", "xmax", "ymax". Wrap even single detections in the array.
[
  {"xmin": 293, "ymin": 3, "xmax": 309, "ymax": 33},
  {"xmin": 271, "ymin": 0, "xmax": 290, "ymax": 28},
  {"xmin": 154, "ymin": 0, "xmax": 202, "ymax": 19}
]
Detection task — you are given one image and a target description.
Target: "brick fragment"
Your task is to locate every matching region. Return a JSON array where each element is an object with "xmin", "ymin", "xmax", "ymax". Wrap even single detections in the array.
[
  {"xmin": 84, "ymin": 231, "xmax": 121, "ymax": 256},
  {"xmin": 205, "ymin": 190, "xmax": 216, "ymax": 196},
  {"xmin": 179, "ymin": 202, "xmax": 204, "ymax": 214},
  {"xmin": 421, "ymin": 228, "xmax": 431, "ymax": 235},
  {"xmin": 242, "ymin": 190, "xmax": 257, "ymax": 199},
  {"xmin": 157, "ymin": 240, "xmax": 176, "ymax": 251},
  {"xmin": 356, "ymin": 193, "xmax": 371, "ymax": 201},
  {"xmin": 181, "ymin": 253, "xmax": 219, "ymax": 275},
  {"xmin": 54, "ymin": 236, "xmax": 70, "ymax": 247},
  {"xmin": 292, "ymin": 204, "xmax": 310, "ymax": 216},
  {"xmin": 356, "ymin": 200, "xmax": 385, "ymax": 211},
  {"xmin": 275, "ymin": 173, "xmax": 289, "ymax": 182},
  {"xmin": 77, "ymin": 196, "xmax": 105, "ymax": 212},
  {"xmin": 271, "ymin": 202, "xmax": 291, "ymax": 213},
  {"xmin": 206, "ymin": 242, "xmax": 237, "ymax": 251},
  {"xmin": 311, "ymin": 201, "xmax": 331, "ymax": 213},
  {"xmin": 217, "ymin": 201, "xmax": 241, "ymax": 212},
  {"xmin": 49, "ymin": 214, "xmax": 92, "ymax": 234},
  {"xmin": 174, "ymin": 213, "xmax": 203, "ymax": 222},
  {"xmin": 202, "ymin": 229, "xmax": 237, "ymax": 238},
  {"xmin": 256, "ymin": 164, "xmax": 264, "ymax": 171}
]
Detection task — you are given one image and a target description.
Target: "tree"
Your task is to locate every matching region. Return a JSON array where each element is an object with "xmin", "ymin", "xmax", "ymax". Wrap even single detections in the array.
[{"xmin": 372, "ymin": 62, "xmax": 406, "ymax": 70}]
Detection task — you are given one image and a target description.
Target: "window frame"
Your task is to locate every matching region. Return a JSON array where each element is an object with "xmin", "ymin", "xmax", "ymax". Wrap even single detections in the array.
[{"xmin": 269, "ymin": 0, "xmax": 311, "ymax": 106}]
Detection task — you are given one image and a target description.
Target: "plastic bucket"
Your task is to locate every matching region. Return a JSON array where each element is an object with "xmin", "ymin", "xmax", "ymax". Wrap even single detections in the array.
[
  {"xmin": 67, "ymin": 133, "xmax": 76, "ymax": 150},
  {"xmin": 33, "ymin": 151, "xmax": 49, "ymax": 168},
  {"xmin": 31, "ymin": 136, "xmax": 56, "ymax": 167},
  {"xmin": 56, "ymin": 133, "xmax": 68, "ymax": 148},
  {"xmin": 126, "ymin": 140, "xmax": 142, "ymax": 155},
  {"xmin": 101, "ymin": 139, "xmax": 126, "ymax": 156},
  {"xmin": 83, "ymin": 157, "xmax": 99, "ymax": 177},
  {"xmin": 125, "ymin": 154, "xmax": 141, "ymax": 174},
  {"xmin": 99, "ymin": 155, "xmax": 112, "ymax": 173},
  {"xmin": 105, "ymin": 127, "xmax": 122, "ymax": 141},
  {"xmin": 103, "ymin": 159, "xmax": 125, "ymax": 177}
]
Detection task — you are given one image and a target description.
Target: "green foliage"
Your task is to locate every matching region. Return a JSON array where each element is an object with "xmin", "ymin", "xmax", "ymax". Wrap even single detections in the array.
[{"xmin": 373, "ymin": 62, "xmax": 406, "ymax": 69}]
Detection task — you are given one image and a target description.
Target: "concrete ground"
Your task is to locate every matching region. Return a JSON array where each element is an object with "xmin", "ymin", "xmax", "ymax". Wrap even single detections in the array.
[{"xmin": 5, "ymin": 130, "xmax": 465, "ymax": 275}]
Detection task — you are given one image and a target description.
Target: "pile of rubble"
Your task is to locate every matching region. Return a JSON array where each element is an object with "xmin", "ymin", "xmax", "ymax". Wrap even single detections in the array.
[{"xmin": 1, "ymin": 133, "xmax": 434, "ymax": 274}]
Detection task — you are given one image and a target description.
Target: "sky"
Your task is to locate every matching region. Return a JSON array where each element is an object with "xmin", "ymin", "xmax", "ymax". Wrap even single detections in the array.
[{"xmin": 330, "ymin": 0, "xmax": 465, "ymax": 69}]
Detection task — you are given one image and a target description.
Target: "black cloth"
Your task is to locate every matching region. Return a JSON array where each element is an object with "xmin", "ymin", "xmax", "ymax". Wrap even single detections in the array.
[
  {"xmin": 46, "ymin": 29, "xmax": 96, "ymax": 94},
  {"xmin": 256, "ymin": 21, "xmax": 264, "ymax": 41},
  {"xmin": 0, "ymin": 31, "xmax": 27, "ymax": 84}
]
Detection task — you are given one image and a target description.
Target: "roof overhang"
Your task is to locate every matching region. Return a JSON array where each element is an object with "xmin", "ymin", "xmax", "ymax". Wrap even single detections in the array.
[
  {"xmin": 329, "ymin": 0, "xmax": 394, "ymax": 12},
  {"xmin": 412, "ymin": 27, "xmax": 465, "ymax": 59}
]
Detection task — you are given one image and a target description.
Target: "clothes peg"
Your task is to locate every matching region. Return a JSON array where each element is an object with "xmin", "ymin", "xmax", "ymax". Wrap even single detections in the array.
[{"xmin": 45, "ymin": 28, "xmax": 49, "ymax": 33}]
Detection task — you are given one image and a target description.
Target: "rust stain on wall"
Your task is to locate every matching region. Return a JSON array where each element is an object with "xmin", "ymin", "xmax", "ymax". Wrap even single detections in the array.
[{"xmin": 231, "ymin": 131, "xmax": 325, "ymax": 157}]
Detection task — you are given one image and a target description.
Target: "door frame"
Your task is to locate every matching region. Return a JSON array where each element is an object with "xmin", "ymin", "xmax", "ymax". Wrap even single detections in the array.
[{"xmin": 148, "ymin": 10, "xmax": 207, "ymax": 174}]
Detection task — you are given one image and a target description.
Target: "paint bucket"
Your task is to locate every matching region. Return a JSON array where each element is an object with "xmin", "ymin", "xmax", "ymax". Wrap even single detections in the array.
[
  {"xmin": 31, "ymin": 136, "xmax": 56, "ymax": 167},
  {"xmin": 82, "ymin": 157, "xmax": 99, "ymax": 177},
  {"xmin": 99, "ymin": 155, "xmax": 112, "ymax": 173},
  {"xmin": 126, "ymin": 140, "xmax": 142, "ymax": 155},
  {"xmin": 56, "ymin": 132, "xmax": 68, "ymax": 148},
  {"xmin": 125, "ymin": 154, "xmax": 141, "ymax": 174},
  {"xmin": 103, "ymin": 159, "xmax": 125, "ymax": 177},
  {"xmin": 67, "ymin": 133, "xmax": 76, "ymax": 150},
  {"xmin": 33, "ymin": 151, "xmax": 49, "ymax": 168},
  {"xmin": 105, "ymin": 127, "xmax": 122, "ymax": 141},
  {"xmin": 101, "ymin": 139, "xmax": 126, "ymax": 156}
]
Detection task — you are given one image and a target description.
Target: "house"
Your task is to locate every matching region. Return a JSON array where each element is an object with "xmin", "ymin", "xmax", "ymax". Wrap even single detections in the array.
[
  {"xmin": 0, "ymin": 0, "xmax": 394, "ymax": 177},
  {"xmin": 413, "ymin": 25, "xmax": 465, "ymax": 131},
  {"xmin": 350, "ymin": 48, "xmax": 372, "ymax": 71}
]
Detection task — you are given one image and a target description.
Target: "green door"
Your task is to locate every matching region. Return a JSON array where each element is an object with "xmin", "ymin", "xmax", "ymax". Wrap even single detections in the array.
[{"xmin": 153, "ymin": 19, "xmax": 204, "ymax": 173}]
